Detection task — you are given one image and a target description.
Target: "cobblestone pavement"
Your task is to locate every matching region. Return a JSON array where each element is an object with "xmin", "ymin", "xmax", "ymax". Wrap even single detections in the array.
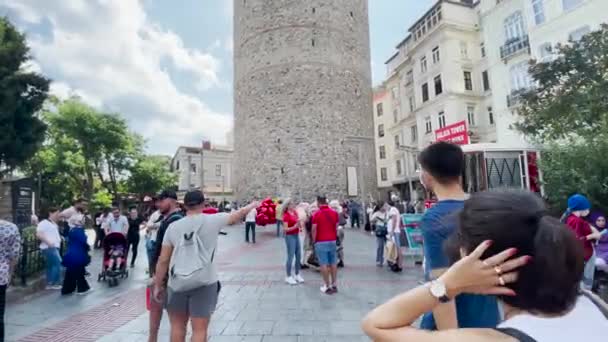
[{"xmin": 6, "ymin": 224, "xmax": 424, "ymax": 342}]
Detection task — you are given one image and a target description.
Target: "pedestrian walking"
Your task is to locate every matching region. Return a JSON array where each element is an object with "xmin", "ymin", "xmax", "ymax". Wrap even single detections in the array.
[
  {"xmin": 153, "ymin": 190, "xmax": 257, "ymax": 342},
  {"xmin": 0, "ymin": 219, "xmax": 21, "ymax": 342},
  {"xmin": 370, "ymin": 202, "xmax": 388, "ymax": 267},
  {"xmin": 362, "ymin": 190, "xmax": 608, "ymax": 341},
  {"xmin": 275, "ymin": 200, "xmax": 284, "ymax": 237},
  {"xmin": 145, "ymin": 198, "xmax": 162, "ymax": 273},
  {"xmin": 61, "ymin": 215, "xmax": 91, "ymax": 295},
  {"xmin": 245, "ymin": 206, "xmax": 257, "ymax": 243},
  {"xmin": 589, "ymin": 212, "xmax": 608, "ymax": 272},
  {"xmin": 301, "ymin": 203, "xmax": 319, "ymax": 269},
  {"xmin": 282, "ymin": 199, "xmax": 304, "ymax": 285},
  {"xmin": 148, "ymin": 190, "xmax": 184, "ymax": 342},
  {"xmin": 104, "ymin": 207, "xmax": 128, "ymax": 236},
  {"xmin": 386, "ymin": 200, "xmax": 403, "ymax": 272},
  {"xmin": 311, "ymin": 196, "xmax": 340, "ymax": 294},
  {"xmin": 417, "ymin": 142, "xmax": 498, "ymax": 330},
  {"xmin": 330, "ymin": 200, "xmax": 346, "ymax": 268},
  {"xmin": 562, "ymin": 194, "xmax": 602, "ymax": 290},
  {"xmin": 349, "ymin": 200, "xmax": 361, "ymax": 228},
  {"xmin": 60, "ymin": 198, "xmax": 87, "ymax": 237},
  {"xmin": 127, "ymin": 208, "xmax": 144, "ymax": 268},
  {"xmin": 36, "ymin": 207, "xmax": 63, "ymax": 290}
]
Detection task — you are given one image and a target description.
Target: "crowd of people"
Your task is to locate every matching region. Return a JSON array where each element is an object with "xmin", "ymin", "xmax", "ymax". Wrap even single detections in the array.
[{"xmin": 3, "ymin": 141, "xmax": 608, "ymax": 342}]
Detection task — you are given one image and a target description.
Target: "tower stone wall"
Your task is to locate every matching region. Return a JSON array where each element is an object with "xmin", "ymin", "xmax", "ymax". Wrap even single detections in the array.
[{"xmin": 234, "ymin": 0, "xmax": 377, "ymax": 202}]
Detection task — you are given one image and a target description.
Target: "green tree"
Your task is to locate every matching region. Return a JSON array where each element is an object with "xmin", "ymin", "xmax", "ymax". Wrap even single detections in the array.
[
  {"xmin": 44, "ymin": 98, "xmax": 142, "ymax": 200},
  {"xmin": 516, "ymin": 24, "xmax": 608, "ymax": 143},
  {"xmin": 125, "ymin": 155, "xmax": 176, "ymax": 198},
  {"xmin": 0, "ymin": 17, "xmax": 50, "ymax": 175},
  {"xmin": 515, "ymin": 24, "xmax": 608, "ymax": 212}
]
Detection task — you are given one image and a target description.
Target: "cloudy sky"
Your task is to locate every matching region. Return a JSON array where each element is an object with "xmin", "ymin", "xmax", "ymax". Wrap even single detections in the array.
[{"xmin": 0, "ymin": 0, "xmax": 431, "ymax": 155}]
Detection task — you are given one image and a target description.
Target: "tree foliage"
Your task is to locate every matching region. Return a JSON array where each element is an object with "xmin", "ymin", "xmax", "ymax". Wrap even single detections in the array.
[
  {"xmin": 26, "ymin": 97, "xmax": 174, "ymax": 207},
  {"xmin": 125, "ymin": 155, "xmax": 177, "ymax": 198},
  {"xmin": 516, "ymin": 25, "xmax": 608, "ymax": 211},
  {"xmin": 516, "ymin": 24, "xmax": 608, "ymax": 143},
  {"xmin": 0, "ymin": 17, "xmax": 50, "ymax": 174}
]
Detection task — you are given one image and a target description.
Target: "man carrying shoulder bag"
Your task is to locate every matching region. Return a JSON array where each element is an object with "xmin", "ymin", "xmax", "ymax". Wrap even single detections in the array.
[{"xmin": 153, "ymin": 190, "xmax": 258, "ymax": 342}]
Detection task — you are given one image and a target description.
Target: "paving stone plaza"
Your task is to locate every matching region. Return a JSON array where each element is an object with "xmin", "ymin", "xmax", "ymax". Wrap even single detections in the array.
[{"xmin": 6, "ymin": 225, "xmax": 423, "ymax": 341}]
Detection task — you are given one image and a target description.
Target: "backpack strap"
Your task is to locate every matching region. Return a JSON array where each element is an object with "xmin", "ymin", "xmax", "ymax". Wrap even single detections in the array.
[
  {"xmin": 581, "ymin": 289, "xmax": 608, "ymax": 319},
  {"xmin": 494, "ymin": 328, "xmax": 536, "ymax": 342}
]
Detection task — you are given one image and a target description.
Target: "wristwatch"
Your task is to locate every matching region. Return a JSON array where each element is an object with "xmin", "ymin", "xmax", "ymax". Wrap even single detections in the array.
[{"xmin": 427, "ymin": 280, "xmax": 451, "ymax": 303}]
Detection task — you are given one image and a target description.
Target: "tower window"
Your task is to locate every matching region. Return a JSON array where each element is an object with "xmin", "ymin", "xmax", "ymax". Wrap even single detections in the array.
[
  {"xmin": 350, "ymin": 11, "xmax": 354, "ymax": 18},
  {"xmin": 312, "ymin": 39, "xmax": 315, "ymax": 47},
  {"xmin": 312, "ymin": 7, "xmax": 316, "ymax": 14}
]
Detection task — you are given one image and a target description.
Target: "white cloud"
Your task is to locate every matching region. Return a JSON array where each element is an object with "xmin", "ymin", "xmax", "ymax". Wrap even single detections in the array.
[{"xmin": 1, "ymin": 0, "xmax": 231, "ymax": 154}]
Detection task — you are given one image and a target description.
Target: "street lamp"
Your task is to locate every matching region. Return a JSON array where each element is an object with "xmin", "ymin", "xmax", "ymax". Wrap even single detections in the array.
[{"xmin": 396, "ymin": 144, "xmax": 419, "ymax": 202}]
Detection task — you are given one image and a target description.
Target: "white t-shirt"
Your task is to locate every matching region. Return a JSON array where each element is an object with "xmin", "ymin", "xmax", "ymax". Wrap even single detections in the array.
[
  {"xmin": 499, "ymin": 296, "xmax": 608, "ymax": 341},
  {"xmin": 105, "ymin": 215, "xmax": 128, "ymax": 235},
  {"xmin": 245, "ymin": 208, "xmax": 257, "ymax": 222},
  {"xmin": 37, "ymin": 219, "xmax": 61, "ymax": 249},
  {"xmin": 387, "ymin": 206, "xmax": 401, "ymax": 234},
  {"xmin": 163, "ymin": 213, "xmax": 230, "ymax": 284},
  {"xmin": 146, "ymin": 210, "xmax": 162, "ymax": 241}
]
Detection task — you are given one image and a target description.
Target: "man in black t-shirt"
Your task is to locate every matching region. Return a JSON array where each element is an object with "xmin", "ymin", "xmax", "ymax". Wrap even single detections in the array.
[
  {"xmin": 148, "ymin": 190, "xmax": 184, "ymax": 342},
  {"xmin": 127, "ymin": 208, "xmax": 145, "ymax": 268}
]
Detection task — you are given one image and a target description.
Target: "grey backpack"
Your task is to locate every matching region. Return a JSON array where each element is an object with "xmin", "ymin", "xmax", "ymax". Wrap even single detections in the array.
[{"xmin": 168, "ymin": 220, "xmax": 215, "ymax": 292}]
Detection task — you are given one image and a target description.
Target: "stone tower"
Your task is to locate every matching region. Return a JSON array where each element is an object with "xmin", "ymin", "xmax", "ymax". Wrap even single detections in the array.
[{"xmin": 233, "ymin": 0, "xmax": 376, "ymax": 202}]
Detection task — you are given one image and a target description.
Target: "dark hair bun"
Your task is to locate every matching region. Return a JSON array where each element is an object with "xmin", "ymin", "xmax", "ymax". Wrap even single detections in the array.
[{"xmin": 454, "ymin": 190, "xmax": 584, "ymax": 315}]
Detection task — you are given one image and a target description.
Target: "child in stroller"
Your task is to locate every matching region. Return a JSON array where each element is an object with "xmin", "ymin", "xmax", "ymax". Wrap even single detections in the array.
[{"xmin": 98, "ymin": 232, "xmax": 129, "ymax": 287}]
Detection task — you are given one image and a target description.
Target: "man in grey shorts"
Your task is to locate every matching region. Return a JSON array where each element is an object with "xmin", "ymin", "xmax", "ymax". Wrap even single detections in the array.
[{"xmin": 153, "ymin": 190, "xmax": 258, "ymax": 342}]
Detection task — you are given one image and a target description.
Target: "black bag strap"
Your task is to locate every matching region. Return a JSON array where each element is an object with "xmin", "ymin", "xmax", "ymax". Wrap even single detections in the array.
[
  {"xmin": 495, "ymin": 328, "xmax": 536, "ymax": 342},
  {"xmin": 581, "ymin": 289, "xmax": 608, "ymax": 319}
]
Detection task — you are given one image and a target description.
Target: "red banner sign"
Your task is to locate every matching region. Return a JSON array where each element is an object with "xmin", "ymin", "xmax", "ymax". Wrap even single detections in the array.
[{"xmin": 435, "ymin": 120, "xmax": 469, "ymax": 145}]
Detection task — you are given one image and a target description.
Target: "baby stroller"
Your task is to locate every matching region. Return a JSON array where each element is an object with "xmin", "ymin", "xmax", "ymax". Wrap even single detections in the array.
[{"xmin": 97, "ymin": 232, "xmax": 129, "ymax": 287}]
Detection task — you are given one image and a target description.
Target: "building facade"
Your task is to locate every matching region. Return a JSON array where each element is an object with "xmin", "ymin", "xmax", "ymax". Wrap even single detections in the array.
[
  {"xmin": 233, "ymin": 0, "xmax": 377, "ymax": 202},
  {"xmin": 373, "ymin": 0, "xmax": 607, "ymax": 197},
  {"xmin": 171, "ymin": 145, "xmax": 234, "ymax": 203}
]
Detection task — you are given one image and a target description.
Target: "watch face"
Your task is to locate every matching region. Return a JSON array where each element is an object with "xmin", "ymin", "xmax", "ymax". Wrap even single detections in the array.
[{"xmin": 430, "ymin": 281, "xmax": 446, "ymax": 298}]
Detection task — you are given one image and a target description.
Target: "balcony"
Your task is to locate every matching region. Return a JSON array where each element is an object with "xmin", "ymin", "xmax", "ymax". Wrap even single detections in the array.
[{"xmin": 500, "ymin": 35, "xmax": 530, "ymax": 61}]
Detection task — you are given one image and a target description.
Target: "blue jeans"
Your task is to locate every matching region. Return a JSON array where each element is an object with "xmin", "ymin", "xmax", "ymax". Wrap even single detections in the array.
[
  {"xmin": 582, "ymin": 251, "xmax": 596, "ymax": 290},
  {"xmin": 376, "ymin": 237, "xmax": 386, "ymax": 265},
  {"xmin": 43, "ymin": 247, "xmax": 62, "ymax": 286},
  {"xmin": 315, "ymin": 241, "xmax": 338, "ymax": 266},
  {"xmin": 145, "ymin": 239, "xmax": 156, "ymax": 272},
  {"xmin": 285, "ymin": 234, "xmax": 301, "ymax": 276},
  {"xmin": 276, "ymin": 220, "xmax": 283, "ymax": 237}
]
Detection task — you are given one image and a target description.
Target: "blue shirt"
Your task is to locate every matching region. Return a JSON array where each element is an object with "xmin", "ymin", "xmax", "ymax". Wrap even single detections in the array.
[{"xmin": 420, "ymin": 200, "xmax": 499, "ymax": 330}]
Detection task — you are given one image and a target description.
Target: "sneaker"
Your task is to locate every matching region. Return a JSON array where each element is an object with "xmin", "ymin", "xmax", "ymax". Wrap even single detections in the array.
[
  {"xmin": 294, "ymin": 274, "xmax": 305, "ymax": 283},
  {"xmin": 376, "ymin": 263, "xmax": 383, "ymax": 267},
  {"xmin": 51, "ymin": 285, "xmax": 63, "ymax": 290},
  {"xmin": 331, "ymin": 285, "xmax": 338, "ymax": 293},
  {"xmin": 285, "ymin": 276, "xmax": 297, "ymax": 285},
  {"xmin": 320, "ymin": 285, "xmax": 331, "ymax": 294},
  {"xmin": 45, "ymin": 285, "xmax": 56, "ymax": 290},
  {"xmin": 77, "ymin": 288, "xmax": 93, "ymax": 295}
]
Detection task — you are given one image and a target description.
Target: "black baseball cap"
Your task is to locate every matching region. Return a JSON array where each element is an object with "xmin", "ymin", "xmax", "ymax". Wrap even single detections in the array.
[
  {"xmin": 184, "ymin": 190, "xmax": 205, "ymax": 207},
  {"xmin": 157, "ymin": 190, "xmax": 177, "ymax": 201}
]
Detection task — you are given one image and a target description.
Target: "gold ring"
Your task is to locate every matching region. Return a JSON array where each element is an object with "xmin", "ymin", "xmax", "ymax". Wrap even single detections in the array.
[
  {"xmin": 494, "ymin": 266, "xmax": 502, "ymax": 275},
  {"xmin": 499, "ymin": 276, "xmax": 506, "ymax": 286}
]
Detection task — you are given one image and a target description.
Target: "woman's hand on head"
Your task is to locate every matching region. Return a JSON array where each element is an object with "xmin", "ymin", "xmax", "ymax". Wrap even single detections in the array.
[{"xmin": 439, "ymin": 240, "xmax": 531, "ymax": 298}]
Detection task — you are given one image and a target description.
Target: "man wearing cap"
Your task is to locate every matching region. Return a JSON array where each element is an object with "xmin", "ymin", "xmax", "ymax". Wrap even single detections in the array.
[
  {"xmin": 148, "ymin": 189, "xmax": 184, "ymax": 342},
  {"xmin": 563, "ymin": 194, "xmax": 602, "ymax": 290},
  {"xmin": 153, "ymin": 190, "xmax": 258, "ymax": 342}
]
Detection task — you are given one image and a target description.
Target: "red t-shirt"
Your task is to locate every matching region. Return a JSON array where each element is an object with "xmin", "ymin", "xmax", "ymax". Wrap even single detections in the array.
[
  {"xmin": 566, "ymin": 214, "xmax": 593, "ymax": 261},
  {"xmin": 202, "ymin": 207, "xmax": 219, "ymax": 214},
  {"xmin": 282, "ymin": 210, "xmax": 299, "ymax": 235},
  {"xmin": 312, "ymin": 205, "xmax": 339, "ymax": 242}
]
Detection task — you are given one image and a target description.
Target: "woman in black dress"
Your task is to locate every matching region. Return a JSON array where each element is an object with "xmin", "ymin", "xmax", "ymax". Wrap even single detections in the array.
[{"xmin": 127, "ymin": 207, "xmax": 144, "ymax": 268}]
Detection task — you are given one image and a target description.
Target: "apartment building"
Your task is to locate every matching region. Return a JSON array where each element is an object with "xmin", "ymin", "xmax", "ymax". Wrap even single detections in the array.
[{"xmin": 373, "ymin": 0, "xmax": 607, "ymax": 196}]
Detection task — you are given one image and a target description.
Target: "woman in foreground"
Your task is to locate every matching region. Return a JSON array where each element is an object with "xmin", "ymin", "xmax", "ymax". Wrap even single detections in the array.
[{"xmin": 362, "ymin": 190, "xmax": 608, "ymax": 341}]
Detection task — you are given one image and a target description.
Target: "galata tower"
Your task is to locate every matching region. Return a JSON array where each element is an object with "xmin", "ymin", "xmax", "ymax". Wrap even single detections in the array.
[{"xmin": 233, "ymin": 0, "xmax": 376, "ymax": 202}]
